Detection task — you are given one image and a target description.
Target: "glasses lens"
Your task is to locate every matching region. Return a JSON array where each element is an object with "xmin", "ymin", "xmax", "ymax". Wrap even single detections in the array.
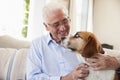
[{"xmin": 48, "ymin": 17, "xmax": 70, "ymax": 28}]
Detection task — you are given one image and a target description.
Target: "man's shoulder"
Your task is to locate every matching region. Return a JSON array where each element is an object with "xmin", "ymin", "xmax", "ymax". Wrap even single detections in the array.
[{"xmin": 32, "ymin": 34, "xmax": 50, "ymax": 44}]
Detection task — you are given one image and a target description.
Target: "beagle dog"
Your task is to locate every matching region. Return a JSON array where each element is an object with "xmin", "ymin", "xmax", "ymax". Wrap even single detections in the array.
[{"xmin": 62, "ymin": 31, "xmax": 118, "ymax": 80}]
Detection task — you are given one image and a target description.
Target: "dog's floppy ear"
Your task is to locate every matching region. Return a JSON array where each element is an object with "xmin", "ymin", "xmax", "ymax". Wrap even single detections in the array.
[
  {"xmin": 81, "ymin": 35, "xmax": 98, "ymax": 58},
  {"xmin": 98, "ymin": 44, "xmax": 105, "ymax": 54}
]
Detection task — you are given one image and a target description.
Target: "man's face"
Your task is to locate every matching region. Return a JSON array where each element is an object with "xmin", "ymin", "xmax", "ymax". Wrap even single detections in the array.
[{"xmin": 44, "ymin": 9, "xmax": 70, "ymax": 43}]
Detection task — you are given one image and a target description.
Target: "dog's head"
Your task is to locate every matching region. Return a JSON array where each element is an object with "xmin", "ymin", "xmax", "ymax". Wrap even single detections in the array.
[{"xmin": 62, "ymin": 31, "xmax": 104, "ymax": 58}]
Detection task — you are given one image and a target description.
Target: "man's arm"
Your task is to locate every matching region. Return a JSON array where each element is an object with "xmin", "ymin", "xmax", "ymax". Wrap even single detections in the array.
[
  {"xmin": 26, "ymin": 44, "xmax": 61, "ymax": 80},
  {"xmin": 86, "ymin": 53, "xmax": 120, "ymax": 70}
]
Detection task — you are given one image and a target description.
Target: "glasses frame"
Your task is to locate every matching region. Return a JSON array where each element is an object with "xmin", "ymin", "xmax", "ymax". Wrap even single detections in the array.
[{"xmin": 47, "ymin": 17, "xmax": 70, "ymax": 28}]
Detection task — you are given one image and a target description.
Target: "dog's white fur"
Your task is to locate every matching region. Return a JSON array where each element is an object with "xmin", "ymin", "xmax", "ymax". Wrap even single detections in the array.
[{"xmin": 76, "ymin": 53, "xmax": 115, "ymax": 80}]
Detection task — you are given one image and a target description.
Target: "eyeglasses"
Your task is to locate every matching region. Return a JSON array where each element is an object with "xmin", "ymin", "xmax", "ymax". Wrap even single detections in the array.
[{"xmin": 47, "ymin": 17, "xmax": 70, "ymax": 28}]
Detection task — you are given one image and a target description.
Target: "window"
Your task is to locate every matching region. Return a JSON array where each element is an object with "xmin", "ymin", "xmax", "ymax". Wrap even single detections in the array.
[
  {"xmin": 0, "ymin": 0, "xmax": 29, "ymax": 39},
  {"xmin": 22, "ymin": 0, "xmax": 30, "ymax": 38}
]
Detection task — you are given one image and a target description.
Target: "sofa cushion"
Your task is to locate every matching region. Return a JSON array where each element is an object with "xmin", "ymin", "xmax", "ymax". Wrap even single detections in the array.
[
  {"xmin": 10, "ymin": 48, "xmax": 29, "ymax": 80},
  {"xmin": 0, "ymin": 48, "xmax": 17, "ymax": 80},
  {"xmin": 0, "ymin": 48, "xmax": 29, "ymax": 80}
]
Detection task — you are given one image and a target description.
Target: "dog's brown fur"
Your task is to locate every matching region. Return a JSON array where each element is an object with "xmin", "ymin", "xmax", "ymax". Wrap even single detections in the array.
[
  {"xmin": 62, "ymin": 31, "xmax": 118, "ymax": 80},
  {"xmin": 66, "ymin": 31, "xmax": 104, "ymax": 58}
]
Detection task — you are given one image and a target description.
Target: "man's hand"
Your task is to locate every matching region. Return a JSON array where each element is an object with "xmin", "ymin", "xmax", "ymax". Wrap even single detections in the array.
[
  {"xmin": 86, "ymin": 53, "xmax": 120, "ymax": 70},
  {"xmin": 61, "ymin": 63, "xmax": 89, "ymax": 80}
]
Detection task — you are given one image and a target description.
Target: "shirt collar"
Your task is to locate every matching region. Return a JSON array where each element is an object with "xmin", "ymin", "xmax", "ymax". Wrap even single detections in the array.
[
  {"xmin": 47, "ymin": 33, "xmax": 62, "ymax": 45},
  {"xmin": 47, "ymin": 33, "xmax": 52, "ymax": 45},
  {"xmin": 46, "ymin": 33, "xmax": 54, "ymax": 45}
]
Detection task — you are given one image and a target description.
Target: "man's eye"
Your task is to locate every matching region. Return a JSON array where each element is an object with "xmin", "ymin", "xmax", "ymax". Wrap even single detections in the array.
[
  {"xmin": 53, "ymin": 23, "xmax": 59, "ymax": 27},
  {"xmin": 63, "ymin": 19, "xmax": 68, "ymax": 23}
]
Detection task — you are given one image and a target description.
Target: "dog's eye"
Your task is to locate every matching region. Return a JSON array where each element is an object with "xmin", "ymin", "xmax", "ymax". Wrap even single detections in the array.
[{"xmin": 74, "ymin": 34, "xmax": 80, "ymax": 38}]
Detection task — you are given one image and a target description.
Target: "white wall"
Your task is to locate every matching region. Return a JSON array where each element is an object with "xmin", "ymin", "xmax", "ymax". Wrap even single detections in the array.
[{"xmin": 93, "ymin": 0, "xmax": 120, "ymax": 50}]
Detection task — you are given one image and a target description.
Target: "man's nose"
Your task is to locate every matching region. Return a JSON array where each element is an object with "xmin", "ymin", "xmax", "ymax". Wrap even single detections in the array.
[{"xmin": 59, "ymin": 23, "xmax": 66, "ymax": 30}]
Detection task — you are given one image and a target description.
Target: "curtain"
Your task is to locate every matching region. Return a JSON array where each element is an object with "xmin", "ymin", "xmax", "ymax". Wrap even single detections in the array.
[
  {"xmin": 87, "ymin": 0, "xmax": 93, "ymax": 32},
  {"xmin": 27, "ymin": 0, "xmax": 47, "ymax": 40},
  {"xmin": 69, "ymin": 0, "xmax": 93, "ymax": 34}
]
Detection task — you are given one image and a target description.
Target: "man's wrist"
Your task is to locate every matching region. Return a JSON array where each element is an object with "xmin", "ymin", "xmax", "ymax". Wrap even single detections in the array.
[{"xmin": 60, "ymin": 73, "xmax": 73, "ymax": 80}]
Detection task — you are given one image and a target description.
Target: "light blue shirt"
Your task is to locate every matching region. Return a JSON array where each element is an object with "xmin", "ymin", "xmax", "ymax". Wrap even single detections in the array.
[{"xmin": 26, "ymin": 33, "xmax": 82, "ymax": 80}]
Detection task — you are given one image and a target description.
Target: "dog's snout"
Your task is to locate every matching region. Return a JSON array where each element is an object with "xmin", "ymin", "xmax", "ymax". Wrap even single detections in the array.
[
  {"xmin": 67, "ymin": 41, "xmax": 70, "ymax": 46},
  {"xmin": 61, "ymin": 37, "xmax": 66, "ymax": 41}
]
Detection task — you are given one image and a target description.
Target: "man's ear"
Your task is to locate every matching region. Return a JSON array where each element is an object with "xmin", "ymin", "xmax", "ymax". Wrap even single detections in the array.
[
  {"xmin": 43, "ymin": 22, "xmax": 49, "ymax": 31},
  {"xmin": 81, "ymin": 36, "xmax": 98, "ymax": 58}
]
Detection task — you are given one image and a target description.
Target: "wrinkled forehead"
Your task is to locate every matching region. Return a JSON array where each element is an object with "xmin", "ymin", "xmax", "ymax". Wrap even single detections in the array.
[{"xmin": 45, "ymin": 9, "xmax": 68, "ymax": 24}]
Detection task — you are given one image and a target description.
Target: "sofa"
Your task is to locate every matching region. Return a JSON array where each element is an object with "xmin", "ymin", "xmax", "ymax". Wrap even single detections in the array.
[
  {"xmin": 0, "ymin": 35, "xmax": 31, "ymax": 80},
  {"xmin": 0, "ymin": 35, "xmax": 120, "ymax": 80}
]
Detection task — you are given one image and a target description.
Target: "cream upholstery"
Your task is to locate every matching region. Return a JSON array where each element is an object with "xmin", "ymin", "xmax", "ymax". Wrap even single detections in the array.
[
  {"xmin": 0, "ymin": 48, "xmax": 29, "ymax": 80},
  {"xmin": 0, "ymin": 48, "xmax": 17, "ymax": 80},
  {"xmin": 0, "ymin": 35, "xmax": 30, "ymax": 49},
  {"xmin": 0, "ymin": 35, "xmax": 31, "ymax": 80},
  {"xmin": 10, "ymin": 49, "xmax": 28, "ymax": 80}
]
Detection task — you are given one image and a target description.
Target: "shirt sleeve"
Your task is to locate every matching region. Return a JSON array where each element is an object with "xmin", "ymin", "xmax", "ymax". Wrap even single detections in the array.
[{"xmin": 26, "ymin": 41, "xmax": 61, "ymax": 80}]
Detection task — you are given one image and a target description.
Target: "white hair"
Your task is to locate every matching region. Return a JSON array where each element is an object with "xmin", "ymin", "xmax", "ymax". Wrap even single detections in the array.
[{"xmin": 42, "ymin": 2, "xmax": 68, "ymax": 23}]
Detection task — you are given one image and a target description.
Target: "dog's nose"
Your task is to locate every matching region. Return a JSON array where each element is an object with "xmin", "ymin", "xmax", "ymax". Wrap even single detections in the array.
[
  {"xmin": 67, "ymin": 41, "xmax": 70, "ymax": 46},
  {"xmin": 61, "ymin": 37, "xmax": 66, "ymax": 41}
]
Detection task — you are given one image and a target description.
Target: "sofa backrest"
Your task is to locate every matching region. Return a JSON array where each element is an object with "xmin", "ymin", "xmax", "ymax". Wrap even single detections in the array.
[{"xmin": 0, "ymin": 35, "xmax": 31, "ymax": 49}]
